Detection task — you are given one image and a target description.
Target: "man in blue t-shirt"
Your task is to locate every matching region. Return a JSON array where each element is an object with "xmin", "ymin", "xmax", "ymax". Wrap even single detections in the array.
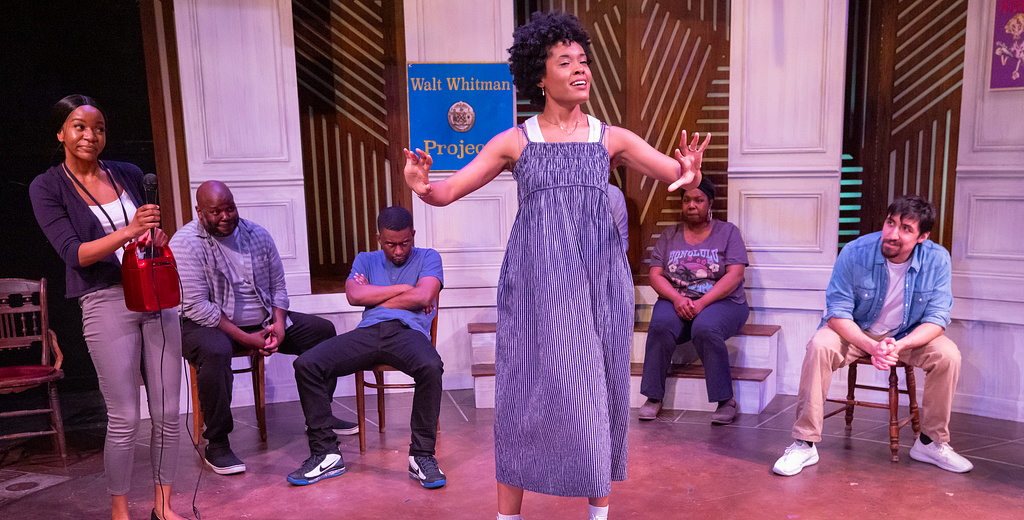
[{"xmin": 289, "ymin": 207, "xmax": 445, "ymax": 489}]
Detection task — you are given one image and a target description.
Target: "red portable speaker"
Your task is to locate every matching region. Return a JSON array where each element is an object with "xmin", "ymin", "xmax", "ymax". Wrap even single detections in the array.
[{"xmin": 122, "ymin": 243, "xmax": 181, "ymax": 312}]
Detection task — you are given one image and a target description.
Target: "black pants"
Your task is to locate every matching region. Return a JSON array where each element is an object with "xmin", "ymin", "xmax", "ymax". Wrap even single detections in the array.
[
  {"xmin": 181, "ymin": 311, "xmax": 337, "ymax": 447},
  {"xmin": 294, "ymin": 320, "xmax": 443, "ymax": 457}
]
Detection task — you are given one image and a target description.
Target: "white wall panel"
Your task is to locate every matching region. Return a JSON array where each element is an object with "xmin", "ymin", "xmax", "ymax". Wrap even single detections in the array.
[
  {"xmin": 948, "ymin": 319, "xmax": 1024, "ymax": 422},
  {"xmin": 943, "ymin": 0, "xmax": 1024, "ymax": 421},
  {"xmin": 404, "ymin": 0, "xmax": 514, "ymax": 62},
  {"xmin": 730, "ymin": 0, "xmax": 847, "ymax": 170},
  {"xmin": 728, "ymin": 174, "xmax": 839, "ymax": 268},
  {"xmin": 177, "ymin": 0, "xmax": 303, "ymax": 176},
  {"xmin": 965, "ymin": 195, "xmax": 1024, "ymax": 259},
  {"xmin": 952, "ymin": 1, "xmax": 1024, "ymax": 321},
  {"xmin": 413, "ymin": 172, "xmax": 517, "ymax": 288},
  {"xmin": 175, "ymin": 0, "xmax": 311, "ymax": 295},
  {"xmin": 960, "ymin": 1, "xmax": 1024, "ymax": 159},
  {"xmin": 750, "ymin": 308, "xmax": 823, "ymax": 397}
]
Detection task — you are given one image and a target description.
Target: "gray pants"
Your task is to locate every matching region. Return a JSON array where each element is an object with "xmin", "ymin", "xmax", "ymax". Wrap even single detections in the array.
[{"xmin": 80, "ymin": 285, "xmax": 181, "ymax": 495}]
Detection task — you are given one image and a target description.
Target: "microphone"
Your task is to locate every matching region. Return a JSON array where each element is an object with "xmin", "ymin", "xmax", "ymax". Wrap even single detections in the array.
[
  {"xmin": 122, "ymin": 172, "xmax": 180, "ymax": 312},
  {"xmin": 143, "ymin": 174, "xmax": 159, "ymax": 256},
  {"xmin": 143, "ymin": 173, "xmax": 159, "ymax": 205}
]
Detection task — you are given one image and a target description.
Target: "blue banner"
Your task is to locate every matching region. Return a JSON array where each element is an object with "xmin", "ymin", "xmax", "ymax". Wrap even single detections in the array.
[{"xmin": 407, "ymin": 62, "xmax": 515, "ymax": 171}]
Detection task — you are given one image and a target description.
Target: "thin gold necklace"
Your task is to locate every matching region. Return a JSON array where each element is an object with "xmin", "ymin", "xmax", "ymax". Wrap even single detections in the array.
[{"xmin": 541, "ymin": 113, "xmax": 582, "ymax": 136}]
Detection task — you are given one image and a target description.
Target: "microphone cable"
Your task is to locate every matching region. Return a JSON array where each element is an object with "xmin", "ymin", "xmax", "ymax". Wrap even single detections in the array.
[{"xmin": 142, "ymin": 177, "xmax": 204, "ymax": 520}]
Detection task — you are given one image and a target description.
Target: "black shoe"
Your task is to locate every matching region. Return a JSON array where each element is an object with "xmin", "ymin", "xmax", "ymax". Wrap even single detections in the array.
[
  {"xmin": 330, "ymin": 416, "xmax": 359, "ymax": 436},
  {"xmin": 409, "ymin": 455, "xmax": 446, "ymax": 489},
  {"xmin": 150, "ymin": 509, "xmax": 159, "ymax": 520},
  {"xmin": 287, "ymin": 453, "xmax": 346, "ymax": 486},
  {"xmin": 205, "ymin": 445, "xmax": 245, "ymax": 475},
  {"xmin": 304, "ymin": 416, "xmax": 360, "ymax": 436}
]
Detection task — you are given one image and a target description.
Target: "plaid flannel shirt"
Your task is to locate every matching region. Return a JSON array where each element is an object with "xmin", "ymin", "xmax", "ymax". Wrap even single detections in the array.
[{"xmin": 169, "ymin": 218, "xmax": 290, "ymax": 328}]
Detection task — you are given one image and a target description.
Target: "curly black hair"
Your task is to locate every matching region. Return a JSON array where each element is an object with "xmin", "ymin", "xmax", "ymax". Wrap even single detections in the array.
[{"xmin": 508, "ymin": 11, "xmax": 593, "ymax": 105}]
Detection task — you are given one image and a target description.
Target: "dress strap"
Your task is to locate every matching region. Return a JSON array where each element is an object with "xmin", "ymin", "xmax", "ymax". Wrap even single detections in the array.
[
  {"xmin": 517, "ymin": 124, "xmax": 532, "ymax": 143},
  {"xmin": 522, "ymin": 115, "xmax": 542, "ymax": 142}
]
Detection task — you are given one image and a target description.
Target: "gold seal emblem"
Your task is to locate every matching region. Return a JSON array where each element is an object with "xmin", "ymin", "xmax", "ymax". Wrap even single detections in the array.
[{"xmin": 447, "ymin": 101, "xmax": 475, "ymax": 133}]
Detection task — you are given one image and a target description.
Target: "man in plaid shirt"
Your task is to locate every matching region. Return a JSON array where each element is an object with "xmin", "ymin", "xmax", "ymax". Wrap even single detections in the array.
[{"xmin": 170, "ymin": 181, "xmax": 355, "ymax": 475}]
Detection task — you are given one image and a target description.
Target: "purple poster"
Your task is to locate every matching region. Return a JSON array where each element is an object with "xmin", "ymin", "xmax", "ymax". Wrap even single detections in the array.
[{"xmin": 991, "ymin": 2, "xmax": 1024, "ymax": 90}]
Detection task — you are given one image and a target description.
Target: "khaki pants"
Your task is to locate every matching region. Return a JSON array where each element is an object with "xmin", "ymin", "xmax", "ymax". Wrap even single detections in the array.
[{"xmin": 792, "ymin": 325, "xmax": 960, "ymax": 443}]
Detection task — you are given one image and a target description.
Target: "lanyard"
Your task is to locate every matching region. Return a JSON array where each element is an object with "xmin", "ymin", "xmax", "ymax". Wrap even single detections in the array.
[{"xmin": 63, "ymin": 161, "xmax": 131, "ymax": 241}]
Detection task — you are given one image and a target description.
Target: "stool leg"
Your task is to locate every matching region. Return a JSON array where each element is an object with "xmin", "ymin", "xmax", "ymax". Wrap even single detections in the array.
[
  {"xmin": 356, "ymin": 371, "xmax": 367, "ymax": 454},
  {"xmin": 189, "ymin": 364, "xmax": 203, "ymax": 446},
  {"xmin": 845, "ymin": 363, "xmax": 858, "ymax": 434},
  {"xmin": 252, "ymin": 355, "xmax": 267, "ymax": 442},
  {"xmin": 374, "ymin": 370, "xmax": 386, "ymax": 432},
  {"xmin": 888, "ymin": 368, "xmax": 900, "ymax": 462},
  {"xmin": 905, "ymin": 365, "xmax": 921, "ymax": 434}
]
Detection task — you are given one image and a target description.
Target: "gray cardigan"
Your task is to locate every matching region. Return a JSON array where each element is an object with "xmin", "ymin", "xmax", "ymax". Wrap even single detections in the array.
[{"xmin": 29, "ymin": 161, "xmax": 145, "ymax": 299}]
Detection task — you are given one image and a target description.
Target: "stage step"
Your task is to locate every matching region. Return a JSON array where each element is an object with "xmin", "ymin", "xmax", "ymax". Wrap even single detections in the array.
[{"xmin": 469, "ymin": 322, "xmax": 779, "ymax": 412}]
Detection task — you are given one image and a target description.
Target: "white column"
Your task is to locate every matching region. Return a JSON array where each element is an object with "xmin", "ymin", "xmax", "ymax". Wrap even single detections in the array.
[
  {"xmin": 728, "ymin": 0, "xmax": 850, "ymax": 395},
  {"xmin": 947, "ymin": 0, "xmax": 1024, "ymax": 420},
  {"xmin": 165, "ymin": 0, "xmax": 312, "ymax": 413},
  {"xmin": 174, "ymin": 0, "xmax": 311, "ymax": 295}
]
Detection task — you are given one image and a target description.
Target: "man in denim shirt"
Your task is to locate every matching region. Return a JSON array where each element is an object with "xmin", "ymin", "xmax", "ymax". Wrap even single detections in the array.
[{"xmin": 774, "ymin": 196, "xmax": 971, "ymax": 476}]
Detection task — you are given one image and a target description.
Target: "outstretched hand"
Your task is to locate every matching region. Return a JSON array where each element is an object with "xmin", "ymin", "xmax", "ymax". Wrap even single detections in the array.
[
  {"xmin": 669, "ymin": 130, "xmax": 711, "ymax": 192},
  {"xmin": 403, "ymin": 148, "xmax": 434, "ymax": 197}
]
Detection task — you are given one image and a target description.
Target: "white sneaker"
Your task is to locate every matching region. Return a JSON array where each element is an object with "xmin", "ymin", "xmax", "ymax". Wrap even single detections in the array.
[
  {"xmin": 909, "ymin": 437, "xmax": 973, "ymax": 473},
  {"xmin": 773, "ymin": 440, "xmax": 818, "ymax": 476}
]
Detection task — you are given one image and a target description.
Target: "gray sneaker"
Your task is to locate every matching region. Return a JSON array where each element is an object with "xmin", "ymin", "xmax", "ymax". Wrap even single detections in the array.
[
  {"xmin": 711, "ymin": 399, "xmax": 737, "ymax": 425},
  {"xmin": 638, "ymin": 399, "xmax": 662, "ymax": 421}
]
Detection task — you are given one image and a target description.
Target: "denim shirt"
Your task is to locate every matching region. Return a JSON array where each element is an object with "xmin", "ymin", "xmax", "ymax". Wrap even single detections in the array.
[{"xmin": 820, "ymin": 231, "xmax": 953, "ymax": 339}]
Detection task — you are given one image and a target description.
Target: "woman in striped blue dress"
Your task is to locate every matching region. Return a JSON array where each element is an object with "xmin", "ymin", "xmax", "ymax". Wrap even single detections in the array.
[{"xmin": 404, "ymin": 12, "xmax": 708, "ymax": 520}]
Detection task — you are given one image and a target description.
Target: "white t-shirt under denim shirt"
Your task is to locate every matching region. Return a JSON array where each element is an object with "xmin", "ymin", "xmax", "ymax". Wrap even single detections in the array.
[{"xmin": 867, "ymin": 258, "xmax": 913, "ymax": 336}]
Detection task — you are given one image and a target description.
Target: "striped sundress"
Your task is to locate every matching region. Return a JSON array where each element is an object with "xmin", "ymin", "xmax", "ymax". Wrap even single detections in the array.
[{"xmin": 494, "ymin": 115, "xmax": 634, "ymax": 498}]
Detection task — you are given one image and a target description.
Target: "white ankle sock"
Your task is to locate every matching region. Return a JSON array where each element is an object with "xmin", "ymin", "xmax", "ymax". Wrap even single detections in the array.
[
  {"xmin": 497, "ymin": 514, "xmax": 521, "ymax": 520},
  {"xmin": 589, "ymin": 505, "xmax": 609, "ymax": 520}
]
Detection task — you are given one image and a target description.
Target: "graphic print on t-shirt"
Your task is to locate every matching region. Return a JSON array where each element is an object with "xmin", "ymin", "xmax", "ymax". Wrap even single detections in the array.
[{"xmin": 664, "ymin": 248, "xmax": 721, "ymax": 299}]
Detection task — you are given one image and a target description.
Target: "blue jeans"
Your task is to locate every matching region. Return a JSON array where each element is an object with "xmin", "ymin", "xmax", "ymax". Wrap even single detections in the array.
[
  {"xmin": 294, "ymin": 320, "xmax": 443, "ymax": 457},
  {"xmin": 640, "ymin": 298, "xmax": 749, "ymax": 403}
]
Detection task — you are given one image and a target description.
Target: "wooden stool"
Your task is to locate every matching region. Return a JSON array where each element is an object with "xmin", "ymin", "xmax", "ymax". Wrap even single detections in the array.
[
  {"xmin": 355, "ymin": 314, "xmax": 439, "ymax": 454},
  {"xmin": 824, "ymin": 357, "xmax": 920, "ymax": 461}
]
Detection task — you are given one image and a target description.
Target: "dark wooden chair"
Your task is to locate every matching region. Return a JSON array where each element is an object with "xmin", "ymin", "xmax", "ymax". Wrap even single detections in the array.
[
  {"xmin": 0, "ymin": 278, "xmax": 67, "ymax": 465},
  {"xmin": 824, "ymin": 357, "xmax": 920, "ymax": 461},
  {"xmin": 355, "ymin": 313, "xmax": 440, "ymax": 454},
  {"xmin": 188, "ymin": 352, "xmax": 266, "ymax": 444}
]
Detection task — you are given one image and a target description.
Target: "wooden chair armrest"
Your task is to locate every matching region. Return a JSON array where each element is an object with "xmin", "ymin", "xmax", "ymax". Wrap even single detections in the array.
[{"xmin": 48, "ymin": 329, "xmax": 63, "ymax": 371}]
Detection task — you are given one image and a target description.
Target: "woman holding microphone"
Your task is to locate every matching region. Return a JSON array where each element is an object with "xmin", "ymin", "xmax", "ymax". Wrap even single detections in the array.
[{"xmin": 30, "ymin": 95, "xmax": 186, "ymax": 520}]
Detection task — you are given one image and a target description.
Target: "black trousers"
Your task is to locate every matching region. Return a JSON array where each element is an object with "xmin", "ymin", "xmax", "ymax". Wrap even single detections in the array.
[
  {"xmin": 181, "ymin": 311, "xmax": 337, "ymax": 447},
  {"xmin": 294, "ymin": 320, "xmax": 443, "ymax": 457}
]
